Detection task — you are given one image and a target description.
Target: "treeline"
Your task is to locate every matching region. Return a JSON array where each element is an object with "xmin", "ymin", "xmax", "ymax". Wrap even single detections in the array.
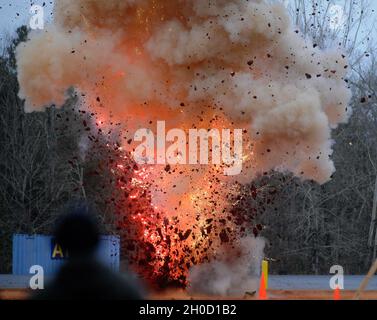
[{"xmin": 257, "ymin": 0, "xmax": 377, "ymax": 274}]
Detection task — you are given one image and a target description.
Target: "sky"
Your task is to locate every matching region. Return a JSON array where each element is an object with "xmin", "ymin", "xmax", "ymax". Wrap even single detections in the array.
[
  {"xmin": 0, "ymin": 0, "xmax": 376, "ymax": 46},
  {"xmin": 0, "ymin": 0, "xmax": 53, "ymax": 43}
]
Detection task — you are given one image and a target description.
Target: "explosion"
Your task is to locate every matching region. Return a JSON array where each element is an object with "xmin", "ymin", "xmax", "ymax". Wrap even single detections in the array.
[{"xmin": 16, "ymin": 0, "xmax": 351, "ymax": 294}]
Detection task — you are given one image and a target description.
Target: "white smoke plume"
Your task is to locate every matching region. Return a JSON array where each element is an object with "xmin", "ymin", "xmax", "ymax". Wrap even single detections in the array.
[
  {"xmin": 188, "ymin": 237, "xmax": 265, "ymax": 296},
  {"xmin": 16, "ymin": 0, "xmax": 351, "ymax": 184}
]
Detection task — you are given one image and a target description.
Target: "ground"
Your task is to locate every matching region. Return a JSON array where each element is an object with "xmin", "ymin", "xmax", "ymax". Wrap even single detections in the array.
[{"xmin": 1, "ymin": 275, "xmax": 377, "ymax": 300}]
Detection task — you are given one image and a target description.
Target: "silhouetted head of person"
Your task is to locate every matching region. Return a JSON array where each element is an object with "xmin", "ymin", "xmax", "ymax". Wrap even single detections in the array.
[{"xmin": 55, "ymin": 204, "xmax": 100, "ymax": 258}]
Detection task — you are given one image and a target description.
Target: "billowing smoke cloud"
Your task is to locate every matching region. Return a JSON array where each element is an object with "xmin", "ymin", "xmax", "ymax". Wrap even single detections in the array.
[
  {"xmin": 16, "ymin": 0, "xmax": 350, "ymax": 184},
  {"xmin": 16, "ymin": 0, "xmax": 351, "ymax": 293},
  {"xmin": 188, "ymin": 237, "xmax": 265, "ymax": 296},
  {"xmin": 17, "ymin": 0, "xmax": 350, "ymax": 183}
]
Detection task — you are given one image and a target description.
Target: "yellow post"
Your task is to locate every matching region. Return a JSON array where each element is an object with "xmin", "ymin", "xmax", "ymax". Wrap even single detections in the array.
[{"xmin": 262, "ymin": 260, "xmax": 269, "ymax": 289}]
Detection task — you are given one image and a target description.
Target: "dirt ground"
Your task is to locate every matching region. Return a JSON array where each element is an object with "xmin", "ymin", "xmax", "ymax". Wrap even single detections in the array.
[
  {"xmin": 0, "ymin": 289, "xmax": 31, "ymax": 300},
  {"xmin": 2, "ymin": 289, "xmax": 375, "ymax": 300},
  {"xmin": 150, "ymin": 289, "xmax": 377, "ymax": 300}
]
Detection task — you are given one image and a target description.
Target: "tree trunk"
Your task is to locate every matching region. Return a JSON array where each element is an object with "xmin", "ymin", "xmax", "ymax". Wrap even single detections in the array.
[{"xmin": 368, "ymin": 174, "xmax": 377, "ymax": 261}]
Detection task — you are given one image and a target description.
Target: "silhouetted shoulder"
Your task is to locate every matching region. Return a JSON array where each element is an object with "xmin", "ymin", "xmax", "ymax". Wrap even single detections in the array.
[{"xmin": 32, "ymin": 259, "xmax": 144, "ymax": 300}]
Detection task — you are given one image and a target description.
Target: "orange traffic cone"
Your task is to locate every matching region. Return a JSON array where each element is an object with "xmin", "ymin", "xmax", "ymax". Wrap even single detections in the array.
[
  {"xmin": 334, "ymin": 285, "xmax": 341, "ymax": 300},
  {"xmin": 259, "ymin": 271, "xmax": 268, "ymax": 300}
]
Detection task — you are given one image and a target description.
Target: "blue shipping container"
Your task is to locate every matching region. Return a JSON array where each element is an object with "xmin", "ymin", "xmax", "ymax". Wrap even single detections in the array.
[{"xmin": 12, "ymin": 234, "xmax": 120, "ymax": 275}]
